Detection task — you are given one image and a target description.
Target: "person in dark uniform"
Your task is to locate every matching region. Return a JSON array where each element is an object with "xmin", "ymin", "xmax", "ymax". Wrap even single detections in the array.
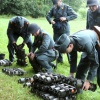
[
  {"xmin": 7, "ymin": 16, "xmax": 33, "ymax": 62},
  {"xmin": 27, "ymin": 23, "xmax": 58, "ymax": 73},
  {"xmin": 86, "ymin": 0, "xmax": 100, "ymax": 85},
  {"xmin": 46, "ymin": 0, "xmax": 77, "ymax": 63},
  {"xmin": 86, "ymin": 0, "xmax": 100, "ymax": 29},
  {"xmin": 55, "ymin": 29, "xmax": 100, "ymax": 90}
]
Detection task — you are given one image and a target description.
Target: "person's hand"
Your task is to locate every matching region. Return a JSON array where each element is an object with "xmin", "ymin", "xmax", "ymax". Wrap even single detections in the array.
[
  {"xmin": 51, "ymin": 20, "xmax": 55, "ymax": 24},
  {"xmin": 82, "ymin": 80, "xmax": 91, "ymax": 91},
  {"xmin": 60, "ymin": 17, "xmax": 67, "ymax": 21},
  {"xmin": 27, "ymin": 52, "xmax": 35, "ymax": 60}
]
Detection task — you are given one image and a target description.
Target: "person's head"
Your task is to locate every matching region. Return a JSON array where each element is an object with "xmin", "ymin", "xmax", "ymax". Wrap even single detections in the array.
[
  {"xmin": 86, "ymin": 0, "xmax": 99, "ymax": 12},
  {"xmin": 54, "ymin": 34, "xmax": 74, "ymax": 53},
  {"xmin": 14, "ymin": 16, "xmax": 24, "ymax": 28},
  {"xmin": 52, "ymin": 0, "xmax": 62, "ymax": 7},
  {"xmin": 27, "ymin": 23, "xmax": 41, "ymax": 36}
]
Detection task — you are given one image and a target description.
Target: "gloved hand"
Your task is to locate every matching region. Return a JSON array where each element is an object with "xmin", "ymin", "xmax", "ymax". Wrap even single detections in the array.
[{"xmin": 17, "ymin": 43, "xmax": 25, "ymax": 49}]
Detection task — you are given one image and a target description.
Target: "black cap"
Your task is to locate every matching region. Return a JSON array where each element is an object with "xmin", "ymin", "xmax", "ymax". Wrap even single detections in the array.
[
  {"xmin": 52, "ymin": 0, "xmax": 58, "ymax": 5},
  {"xmin": 54, "ymin": 34, "xmax": 70, "ymax": 53},
  {"xmin": 86, "ymin": 0, "xmax": 99, "ymax": 7},
  {"xmin": 15, "ymin": 16, "xmax": 24, "ymax": 27},
  {"xmin": 27, "ymin": 23, "xmax": 40, "ymax": 34}
]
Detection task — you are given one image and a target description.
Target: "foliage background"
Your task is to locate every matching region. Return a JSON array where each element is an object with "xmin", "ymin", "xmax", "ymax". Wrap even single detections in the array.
[{"xmin": 0, "ymin": 0, "xmax": 86, "ymax": 18}]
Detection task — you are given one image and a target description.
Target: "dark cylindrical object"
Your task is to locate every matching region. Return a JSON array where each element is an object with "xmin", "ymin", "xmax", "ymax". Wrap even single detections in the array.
[
  {"xmin": 44, "ymin": 77, "xmax": 52, "ymax": 84},
  {"xmin": 0, "ymin": 54, "xmax": 5, "ymax": 60},
  {"xmin": 23, "ymin": 82, "xmax": 31, "ymax": 87}
]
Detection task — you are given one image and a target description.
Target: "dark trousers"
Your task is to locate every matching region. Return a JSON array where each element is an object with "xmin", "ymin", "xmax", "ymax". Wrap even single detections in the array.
[
  {"xmin": 36, "ymin": 55, "xmax": 55, "ymax": 73},
  {"xmin": 76, "ymin": 52, "xmax": 98, "ymax": 81},
  {"xmin": 96, "ymin": 44, "xmax": 100, "ymax": 87}
]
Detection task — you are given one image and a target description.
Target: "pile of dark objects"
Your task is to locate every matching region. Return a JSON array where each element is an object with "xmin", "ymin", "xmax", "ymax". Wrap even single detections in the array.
[
  {"xmin": 2, "ymin": 67, "xmax": 26, "ymax": 76},
  {"xmin": 14, "ymin": 44, "xmax": 28, "ymax": 66},
  {"xmin": 0, "ymin": 53, "xmax": 12, "ymax": 66},
  {"xmin": 15, "ymin": 48, "xmax": 27, "ymax": 66},
  {"xmin": 18, "ymin": 72, "xmax": 97, "ymax": 100},
  {"xmin": 0, "ymin": 53, "xmax": 26, "ymax": 76}
]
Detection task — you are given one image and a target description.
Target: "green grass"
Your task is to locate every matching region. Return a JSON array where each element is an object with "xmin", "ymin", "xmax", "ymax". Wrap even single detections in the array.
[{"xmin": 0, "ymin": 16, "xmax": 100, "ymax": 100}]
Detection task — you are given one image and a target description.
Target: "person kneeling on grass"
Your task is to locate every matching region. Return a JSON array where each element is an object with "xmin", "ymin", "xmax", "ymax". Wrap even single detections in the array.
[
  {"xmin": 54, "ymin": 28, "xmax": 100, "ymax": 90},
  {"xmin": 27, "ymin": 23, "xmax": 58, "ymax": 73}
]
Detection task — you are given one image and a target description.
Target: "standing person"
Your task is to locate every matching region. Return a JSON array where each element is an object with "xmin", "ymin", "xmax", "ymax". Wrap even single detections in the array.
[
  {"xmin": 7, "ymin": 16, "xmax": 33, "ymax": 62},
  {"xmin": 46, "ymin": 0, "xmax": 77, "ymax": 63},
  {"xmin": 54, "ymin": 28, "xmax": 100, "ymax": 89},
  {"xmin": 86, "ymin": 0, "xmax": 100, "ymax": 29},
  {"xmin": 27, "ymin": 23, "xmax": 58, "ymax": 73}
]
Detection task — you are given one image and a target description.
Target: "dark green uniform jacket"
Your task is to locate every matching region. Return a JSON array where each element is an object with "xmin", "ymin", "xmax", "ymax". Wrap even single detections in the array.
[
  {"xmin": 32, "ymin": 30, "xmax": 57, "ymax": 60},
  {"xmin": 46, "ymin": 3, "xmax": 77, "ymax": 34},
  {"xmin": 7, "ymin": 16, "xmax": 31, "ymax": 43}
]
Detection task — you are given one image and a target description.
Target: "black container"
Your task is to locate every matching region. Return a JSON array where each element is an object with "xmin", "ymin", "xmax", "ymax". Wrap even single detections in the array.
[{"xmin": 0, "ymin": 54, "xmax": 5, "ymax": 60}]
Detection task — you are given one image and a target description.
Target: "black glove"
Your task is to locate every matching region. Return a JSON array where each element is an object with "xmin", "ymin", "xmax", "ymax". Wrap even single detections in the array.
[{"xmin": 17, "ymin": 43, "xmax": 25, "ymax": 49}]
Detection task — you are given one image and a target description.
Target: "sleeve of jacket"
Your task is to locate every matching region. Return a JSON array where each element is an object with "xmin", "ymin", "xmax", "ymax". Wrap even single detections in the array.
[
  {"xmin": 23, "ymin": 19, "xmax": 31, "ymax": 43},
  {"xmin": 35, "ymin": 35, "xmax": 50, "ymax": 54},
  {"xmin": 7, "ymin": 21, "xmax": 15, "ymax": 43},
  {"xmin": 85, "ymin": 42, "xmax": 99, "ymax": 81},
  {"xmin": 66, "ymin": 5, "xmax": 77, "ymax": 21},
  {"xmin": 46, "ymin": 7, "xmax": 54, "ymax": 24},
  {"xmin": 32, "ymin": 37, "xmax": 38, "ymax": 53},
  {"xmin": 23, "ymin": 32, "xmax": 31, "ymax": 43}
]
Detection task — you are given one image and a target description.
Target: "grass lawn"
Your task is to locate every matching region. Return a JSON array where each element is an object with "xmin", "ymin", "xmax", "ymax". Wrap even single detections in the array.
[{"xmin": 0, "ymin": 16, "xmax": 100, "ymax": 100}]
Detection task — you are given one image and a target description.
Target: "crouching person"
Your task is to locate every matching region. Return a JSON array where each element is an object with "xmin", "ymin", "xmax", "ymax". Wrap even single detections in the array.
[
  {"xmin": 54, "ymin": 29, "xmax": 100, "ymax": 90},
  {"xmin": 27, "ymin": 23, "xmax": 58, "ymax": 73}
]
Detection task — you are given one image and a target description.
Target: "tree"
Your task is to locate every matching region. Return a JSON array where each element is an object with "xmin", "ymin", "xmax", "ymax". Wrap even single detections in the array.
[{"xmin": 0, "ymin": 0, "xmax": 86, "ymax": 17}]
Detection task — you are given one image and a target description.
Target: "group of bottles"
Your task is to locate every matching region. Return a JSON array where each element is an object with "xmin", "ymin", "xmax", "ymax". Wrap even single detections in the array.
[
  {"xmin": 31, "ymin": 88, "xmax": 72, "ymax": 100},
  {"xmin": 0, "ymin": 59, "xmax": 12, "ymax": 66},
  {"xmin": 30, "ymin": 72, "xmax": 78, "ymax": 100},
  {"xmin": 18, "ymin": 72, "xmax": 97, "ymax": 100},
  {"xmin": 32, "ymin": 82, "xmax": 77, "ymax": 98},
  {"xmin": 2, "ymin": 67, "xmax": 26, "ymax": 76},
  {"xmin": 18, "ymin": 77, "xmax": 34, "ymax": 87},
  {"xmin": 62, "ymin": 76, "xmax": 97, "ymax": 92},
  {"xmin": 33, "ymin": 72, "xmax": 65, "ymax": 84}
]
